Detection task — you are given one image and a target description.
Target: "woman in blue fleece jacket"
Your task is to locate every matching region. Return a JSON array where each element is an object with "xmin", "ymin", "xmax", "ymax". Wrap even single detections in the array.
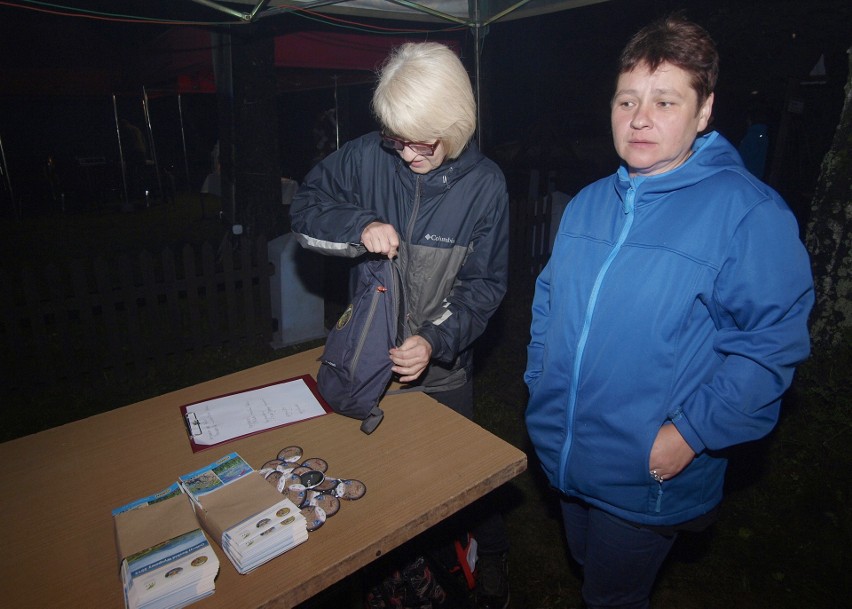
[{"xmin": 524, "ymin": 16, "xmax": 814, "ymax": 609}]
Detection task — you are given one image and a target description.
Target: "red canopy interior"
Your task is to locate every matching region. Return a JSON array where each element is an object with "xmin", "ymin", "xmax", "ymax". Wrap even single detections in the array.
[{"xmin": 147, "ymin": 27, "xmax": 461, "ymax": 94}]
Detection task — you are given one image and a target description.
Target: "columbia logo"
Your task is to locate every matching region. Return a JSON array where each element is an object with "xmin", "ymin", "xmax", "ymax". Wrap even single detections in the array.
[{"xmin": 424, "ymin": 234, "xmax": 455, "ymax": 244}]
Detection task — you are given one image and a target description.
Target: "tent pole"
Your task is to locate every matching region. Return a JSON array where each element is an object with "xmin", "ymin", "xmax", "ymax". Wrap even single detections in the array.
[
  {"xmin": 177, "ymin": 94, "xmax": 192, "ymax": 192},
  {"xmin": 474, "ymin": 23, "xmax": 482, "ymax": 151},
  {"xmin": 333, "ymin": 74, "xmax": 340, "ymax": 150},
  {"xmin": 212, "ymin": 27, "xmax": 238, "ymax": 228},
  {"xmin": 112, "ymin": 94, "xmax": 129, "ymax": 206},
  {"xmin": 0, "ymin": 129, "xmax": 14, "ymax": 216},
  {"xmin": 142, "ymin": 86, "xmax": 165, "ymax": 204},
  {"xmin": 472, "ymin": 0, "xmax": 483, "ymax": 151}
]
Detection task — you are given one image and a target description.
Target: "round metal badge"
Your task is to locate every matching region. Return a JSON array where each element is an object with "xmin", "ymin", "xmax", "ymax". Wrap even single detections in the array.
[
  {"xmin": 284, "ymin": 483, "xmax": 307, "ymax": 507},
  {"xmin": 301, "ymin": 505, "xmax": 327, "ymax": 531},
  {"xmin": 300, "ymin": 470, "xmax": 325, "ymax": 489},
  {"xmin": 308, "ymin": 491, "xmax": 340, "ymax": 517},
  {"xmin": 335, "ymin": 479, "xmax": 367, "ymax": 500},
  {"xmin": 277, "ymin": 471, "xmax": 303, "ymax": 493},
  {"xmin": 261, "ymin": 459, "xmax": 283, "ymax": 471},
  {"xmin": 276, "ymin": 461, "xmax": 297, "ymax": 474},
  {"xmin": 302, "ymin": 457, "xmax": 328, "ymax": 473},
  {"xmin": 265, "ymin": 470, "xmax": 283, "ymax": 487},
  {"xmin": 315, "ymin": 476, "xmax": 340, "ymax": 492},
  {"xmin": 277, "ymin": 446, "xmax": 304, "ymax": 463}
]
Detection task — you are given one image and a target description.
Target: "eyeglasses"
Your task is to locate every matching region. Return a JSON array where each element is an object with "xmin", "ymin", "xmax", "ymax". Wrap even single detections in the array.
[{"xmin": 380, "ymin": 134, "xmax": 440, "ymax": 156}]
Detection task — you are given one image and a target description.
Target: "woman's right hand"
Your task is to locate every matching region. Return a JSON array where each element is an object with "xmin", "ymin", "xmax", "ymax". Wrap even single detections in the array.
[
  {"xmin": 649, "ymin": 423, "xmax": 695, "ymax": 482},
  {"xmin": 361, "ymin": 221, "xmax": 400, "ymax": 259}
]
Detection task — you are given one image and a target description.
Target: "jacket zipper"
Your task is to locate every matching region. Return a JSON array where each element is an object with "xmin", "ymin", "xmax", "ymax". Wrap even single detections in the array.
[
  {"xmin": 395, "ymin": 176, "xmax": 421, "ymax": 333},
  {"xmin": 391, "ymin": 262, "xmax": 406, "ymax": 345},
  {"xmin": 558, "ymin": 184, "xmax": 637, "ymax": 488},
  {"xmin": 405, "ymin": 175, "xmax": 422, "ymax": 243}
]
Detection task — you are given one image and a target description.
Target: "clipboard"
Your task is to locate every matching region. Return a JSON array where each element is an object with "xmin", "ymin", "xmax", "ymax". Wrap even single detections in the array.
[{"xmin": 180, "ymin": 374, "xmax": 331, "ymax": 452}]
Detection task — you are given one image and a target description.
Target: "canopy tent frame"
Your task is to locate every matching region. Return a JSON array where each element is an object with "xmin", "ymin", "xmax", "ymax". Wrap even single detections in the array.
[
  {"xmin": 189, "ymin": 0, "xmax": 607, "ymax": 27},
  {"xmin": 188, "ymin": 0, "xmax": 610, "ymax": 149}
]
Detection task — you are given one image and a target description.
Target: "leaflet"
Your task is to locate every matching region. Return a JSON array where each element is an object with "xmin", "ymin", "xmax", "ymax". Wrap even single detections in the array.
[
  {"xmin": 112, "ymin": 483, "xmax": 219, "ymax": 609},
  {"xmin": 178, "ymin": 453, "xmax": 254, "ymax": 501},
  {"xmin": 177, "ymin": 452, "xmax": 309, "ymax": 574}
]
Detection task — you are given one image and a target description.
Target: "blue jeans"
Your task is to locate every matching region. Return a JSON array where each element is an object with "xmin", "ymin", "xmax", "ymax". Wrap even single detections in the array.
[{"xmin": 560, "ymin": 498, "xmax": 677, "ymax": 609}]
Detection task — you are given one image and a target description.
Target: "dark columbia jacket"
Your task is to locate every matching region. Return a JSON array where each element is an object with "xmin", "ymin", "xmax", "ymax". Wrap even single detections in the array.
[
  {"xmin": 525, "ymin": 131, "xmax": 814, "ymax": 526},
  {"xmin": 290, "ymin": 131, "xmax": 509, "ymax": 392}
]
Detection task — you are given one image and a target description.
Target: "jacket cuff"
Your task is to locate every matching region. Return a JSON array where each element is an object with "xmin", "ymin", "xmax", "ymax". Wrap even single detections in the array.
[
  {"xmin": 671, "ymin": 411, "xmax": 706, "ymax": 454},
  {"xmin": 416, "ymin": 325, "xmax": 451, "ymax": 364}
]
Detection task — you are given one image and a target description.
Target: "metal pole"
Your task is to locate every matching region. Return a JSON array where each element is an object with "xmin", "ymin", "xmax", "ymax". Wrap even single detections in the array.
[
  {"xmin": 471, "ymin": 0, "xmax": 484, "ymax": 151},
  {"xmin": 0, "ymin": 129, "xmax": 14, "ymax": 217},
  {"xmin": 112, "ymin": 94, "xmax": 129, "ymax": 205},
  {"xmin": 177, "ymin": 94, "xmax": 192, "ymax": 192},
  {"xmin": 142, "ymin": 86, "xmax": 165, "ymax": 202},
  {"xmin": 333, "ymin": 74, "xmax": 340, "ymax": 150},
  {"xmin": 225, "ymin": 29, "xmax": 237, "ymax": 227},
  {"xmin": 474, "ymin": 22, "xmax": 482, "ymax": 151}
]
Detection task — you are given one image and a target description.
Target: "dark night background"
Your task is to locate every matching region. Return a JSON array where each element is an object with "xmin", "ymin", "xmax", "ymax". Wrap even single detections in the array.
[
  {"xmin": 0, "ymin": 3, "xmax": 849, "ymax": 608},
  {"xmin": 0, "ymin": 0, "xmax": 849, "ymax": 218}
]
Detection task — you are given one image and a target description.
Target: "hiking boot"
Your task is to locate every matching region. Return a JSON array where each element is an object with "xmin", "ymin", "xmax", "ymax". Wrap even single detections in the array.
[
  {"xmin": 474, "ymin": 552, "xmax": 509, "ymax": 609},
  {"xmin": 403, "ymin": 555, "xmax": 447, "ymax": 608}
]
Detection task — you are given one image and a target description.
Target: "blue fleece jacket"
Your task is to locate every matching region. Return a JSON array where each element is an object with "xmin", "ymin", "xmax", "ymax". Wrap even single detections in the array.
[{"xmin": 524, "ymin": 131, "xmax": 814, "ymax": 526}]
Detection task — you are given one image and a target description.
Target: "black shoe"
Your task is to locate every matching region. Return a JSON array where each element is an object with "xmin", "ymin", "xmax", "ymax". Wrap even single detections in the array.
[{"xmin": 474, "ymin": 552, "xmax": 509, "ymax": 609}]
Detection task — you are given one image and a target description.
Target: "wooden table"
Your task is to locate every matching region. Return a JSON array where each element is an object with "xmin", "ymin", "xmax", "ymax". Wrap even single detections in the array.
[{"xmin": 0, "ymin": 347, "xmax": 527, "ymax": 608}]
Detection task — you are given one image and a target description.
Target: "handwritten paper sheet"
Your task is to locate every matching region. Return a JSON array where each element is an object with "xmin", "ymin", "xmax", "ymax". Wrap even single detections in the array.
[{"xmin": 183, "ymin": 376, "xmax": 328, "ymax": 449}]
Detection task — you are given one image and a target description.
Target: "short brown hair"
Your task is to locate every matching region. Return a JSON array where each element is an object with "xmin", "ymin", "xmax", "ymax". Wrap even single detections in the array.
[{"xmin": 618, "ymin": 15, "xmax": 719, "ymax": 110}]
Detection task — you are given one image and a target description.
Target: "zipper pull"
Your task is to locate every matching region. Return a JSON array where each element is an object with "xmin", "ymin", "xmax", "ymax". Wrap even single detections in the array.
[{"xmin": 623, "ymin": 187, "xmax": 635, "ymax": 214}]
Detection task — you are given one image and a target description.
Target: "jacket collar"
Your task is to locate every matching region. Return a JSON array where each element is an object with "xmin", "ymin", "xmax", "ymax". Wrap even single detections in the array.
[
  {"xmin": 614, "ymin": 131, "xmax": 739, "ymax": 203},
  {"xmin": 391, "ymin": 138, "xmax": 483, "ymax": 197}
]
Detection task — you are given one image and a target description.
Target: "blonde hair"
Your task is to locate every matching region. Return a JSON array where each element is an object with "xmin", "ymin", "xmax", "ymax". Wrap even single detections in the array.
[{"xmin": 372, "ymin": 42, "xmax": 476, "ymax": 159}]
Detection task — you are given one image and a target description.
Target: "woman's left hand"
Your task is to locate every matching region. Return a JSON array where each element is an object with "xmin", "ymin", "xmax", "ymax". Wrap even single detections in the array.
[{"xmin": 649, "ymin": 423, "xmax": 695, "ymax": 482}]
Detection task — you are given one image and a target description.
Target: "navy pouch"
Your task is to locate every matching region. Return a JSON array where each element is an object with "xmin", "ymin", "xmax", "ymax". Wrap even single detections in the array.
[{"xmin": 317, "ymin": 256, "xmax": 406, "ymax": 434}]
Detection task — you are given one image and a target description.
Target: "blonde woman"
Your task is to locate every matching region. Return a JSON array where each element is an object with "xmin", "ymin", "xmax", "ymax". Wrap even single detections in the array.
[{"xmin": 291, "ymin": 42, "xmax": 511, "ymax": 609}]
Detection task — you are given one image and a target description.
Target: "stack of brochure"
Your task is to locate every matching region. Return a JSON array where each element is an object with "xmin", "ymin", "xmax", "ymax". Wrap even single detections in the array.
[
  {"xmin": 112, "ymin": 483, "xmax": 220, "ymax": 609},
  {"xmin": 178, "ymin": 452, "xmax": 309, "ymax": 574}
]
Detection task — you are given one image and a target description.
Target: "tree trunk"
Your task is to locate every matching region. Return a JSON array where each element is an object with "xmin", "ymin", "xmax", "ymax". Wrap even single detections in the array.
[{"xmin": 805, "ymin": 47, "xmax": 852, "ymax": 348}]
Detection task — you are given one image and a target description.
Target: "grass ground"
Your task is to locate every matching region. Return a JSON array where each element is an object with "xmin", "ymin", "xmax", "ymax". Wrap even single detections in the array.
[{"xmin": 2, "ymin": 194, "xmax": 849, "ymax": 608}]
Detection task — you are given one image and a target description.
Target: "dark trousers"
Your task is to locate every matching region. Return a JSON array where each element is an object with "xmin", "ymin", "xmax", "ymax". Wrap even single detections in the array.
[
  {"xmin": 432, "ymin": 380, "xmax": 510, "ymax": 556},
  {"xmin": 560, "ymin": 498, "xmax": 677, "ymax": 609}
]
